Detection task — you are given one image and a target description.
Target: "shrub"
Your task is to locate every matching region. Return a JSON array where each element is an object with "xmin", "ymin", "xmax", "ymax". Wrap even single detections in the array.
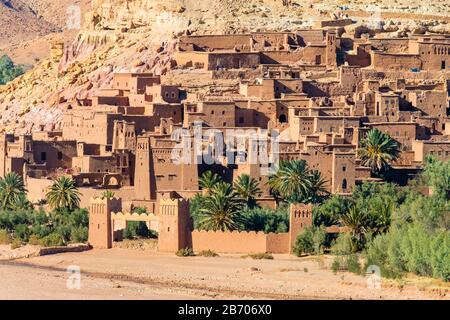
[
  {"xmin": 331, "ymin": 258, "xmax": 341, "ymax": 274},
  {"xmin": 293, "ymin": 228, "xmax": 314, "ymax": 256},
  {"xmin": 314, "ymin": 195, "xmax": 352, "ymax": 226},
  {"xmin": 14, "ymin": 223, "xmax": 30, "ymax": 242},
  {"xmin": 331, "ymin": 233, "xmax": 356, "ymax": 256},
  {"xmin": 0, "ymin": 55, "xmax": 25, "ymax": 85},
  {"xmin": 70, "ymin": 226, "xmax": 88, "ymax": 243},
  {"xmin": 346, "ymin": 254, "xmax": 362, "ymax": 275},
  {"xmin": 197, "ymin": 249, "xmax": 219, "ymax": 257},
  {"xmin": 39, "ymin": 233, "xmax": 65, "ymax": 247},
  {"xmin": 123, "ymin": 221, "xmax": 155, "ymax": 239},
  {"xmin": 28, "ymin": 234, "xmax": 40, "ymax": 246},
  {"xmin": 243, "ymin": 253, "xmax": 274, "ymax": 260},
  {"xmin": 331, "ymin": 254, "xmax": 361, "ymax": 275},
  {"xmin": 365, "ymin": 223, "xmax": 450, "ymax": 281},
  {"xmin": 293, "ymin": 227, "xmax": 326, "ymax": 257},
  {"xmin": 0, "ymin": 229, "xmax": 11, "ymax": 244},
  {"xmin": 240, "ymin": 206, "xmax": 289, "ymax": 233},
  {"xmin": 10, "ymin": 238, "xmax": 22, "ymax": 249},
  {"xmin": 176, "ymin": 247, "xmax": 195, "ymax": 257}
]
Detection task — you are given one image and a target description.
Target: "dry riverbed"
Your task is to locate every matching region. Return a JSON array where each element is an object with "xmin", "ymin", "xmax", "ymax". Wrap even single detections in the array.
[{"xmin": 0, "ymin": 247, "xmax": 448, "ymax": 300}]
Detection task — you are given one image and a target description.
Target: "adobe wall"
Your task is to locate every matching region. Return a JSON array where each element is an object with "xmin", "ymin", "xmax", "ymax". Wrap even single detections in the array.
[
  {"xmin": 77, "ymin": 186, "xmax": 135, "ymax": 209},
  {"xmin": 261, "ymin": 51, "xmax": 303, "ymax": 65},
  {"xmin": 266, "ymin": 233, "xmax": 290, "ymax": 253},
  {"xmin": 178, "ymin": 35, "xmax": 252, "ymax": 52},
  {"xmin": 24, "ymin": 177, "xmax": 53, "ymax": 202},
  {"xmin": 191, "ymin": 230, "xmax": 287, "ymax": 254},
  {"xmin": 371, "ymin": 52, "xmax": 421, "ymax": 71},
  {"xmin": 369, "ymin": 38, "xmax": 411, "ymax": 53},
  {"xmin": 208, "ymin": 52, "xmax": 260, "ymax": 70},
  {"xmin": 173, "ymin": 52, "xmax": 209, "ymax": 69}
]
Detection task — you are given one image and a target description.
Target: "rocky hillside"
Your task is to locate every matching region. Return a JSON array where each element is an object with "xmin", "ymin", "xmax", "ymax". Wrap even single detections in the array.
[
  {"xmin": 0, "ymin": 0, "xmax": 60, "ymax": 48},
  {"xmin": 0, "ymin": 0, "xmax": 448, "ymax": 134},
  {"xmin": 0, "ymin": 0, "xmax": 91, "ymax": 64}
]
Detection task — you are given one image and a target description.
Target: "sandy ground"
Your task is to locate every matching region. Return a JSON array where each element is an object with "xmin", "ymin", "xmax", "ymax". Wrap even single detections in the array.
[{"xmin": 0, "ymin": 247, "xmax": 448, "ymax": 300}]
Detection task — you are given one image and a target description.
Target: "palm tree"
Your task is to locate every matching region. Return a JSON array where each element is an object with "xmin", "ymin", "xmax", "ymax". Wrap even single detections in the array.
[
  {"xmin": 340, "ymin": 206, "xmax": 368, "ymax": 251},
  {"xmin": 198, "ymin": 182, "xmax": 242, "ymax": 231},
  {"xmin": 10, "ymin": 193, "xmax": 32, "ymax": 211},
  {"xmin": 358, "ymin": 129, "xmax": 400, "ymax": 175},
  {"xmin": 268, "ymin": 160, "xmax": 312, "ymax": 203},
  {"xmin": 307, "ymin": 170, "xmax": 329, "ymax": 203},
  {"xmin": 233, "ymin": 174, "xmax": 261, "ymax": 208},
  {"xmin": 198, "ymin": 171, "xmax": 221, "ymax": 193},
  {"xmin": 46, "ymin": 176, "xmax": 81, "ymax": 210},
  {"xmin": 0, "ymin": 172, "xmax": 27, "ymax": 210}
]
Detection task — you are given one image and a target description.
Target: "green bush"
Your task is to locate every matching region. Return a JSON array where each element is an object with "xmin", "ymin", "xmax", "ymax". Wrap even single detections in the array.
[
  {"xmin": 331, "ymin": 258, "xmax": 341, "ymax": 274},
  {"xmin": 293, "ymin": 228, "xmax": 314, "ymax": 256},
  {"xmin": 331, "ymin": 254, "xmax": 361, "ymax": 275},
  {"xmin": 176, "ymin": 247, "xmax": 195, "ymax": 257},
  {"xmin": 0, "ymin": 229, "xmax": 11, "ymax": 244},
  {"xmin": 293, "ymin": 227, "xmax": 326, "ymax": 257},
  {"xmin": 123, "ymin": 221, "xmax": 156, "ymax": 239},
  {"xmin": 39, "ymin": 233, "xmax": 65, "ymax": 247},
  {"xmin": 14, "ymin": 224, "xmax": 30, "ymax": 242},
  {"xmin": 313, "ymin": 195, "xmax": 352, "ymax": 226},
  {"xmin": 240, "ymin": 206, "xmax": 289, "ymax": 233},
  {"xmin": 70, "ymin": 226, "xmax": 88, "ymax": 243},
  {"xmin": 331, "ymin": 233, "xmax": 357, "ymax": 255},
  {"xmin": 365, "ymin": 223, "xmax": 450, "ymax": 281},
  {"xmin": 0, "ymin": 55, "xmax": 25, "ymax": 85}
]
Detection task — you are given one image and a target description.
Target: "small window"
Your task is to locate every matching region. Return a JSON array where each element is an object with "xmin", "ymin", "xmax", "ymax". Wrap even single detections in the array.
[
  {"xmin": 57, "ymin": 151, "xmax": 63, "ymax": 160},
  {"xmin": 40, "ymin": 152, "xmax": 46, "ymax": 162},
  {"xmin": 342, "ymin": 179, "xmax": 348, "ymax": 190}
]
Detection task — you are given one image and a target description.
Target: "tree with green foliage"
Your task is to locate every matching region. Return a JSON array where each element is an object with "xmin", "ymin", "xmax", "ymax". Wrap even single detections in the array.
[
  {"xmin": 305, "ymin": 170, "xmax": 329, "ymax": 203},
  {"xmin": 198, "ymin": 171, "xmax": 221, "ymax": 193},
  {"xmin": 293, "ymin": 226, "xmax": 326, "ymax": 256},
  {"xmin": 340, "ymin": 206, "xmax": 368, "ymax": 250},
  {"xmin": 313, "ymin": 195, "xmax": 352, "ymax": 226},
  {"xmin": 268, "ymin": 160, "xmax": 312, "ymax": 203},
  {"xmin": 0, "ymin": 172, "xmax": 27, "ymax": 210},
  {"xmin": 423, "ymin": 155, "xmax": 450, "ymax": 198},
  {"xmin": 198, "ymin": 182, "xmax": 242, "ymax": 231},
  {"xmin": 0, "ymin": 55, "xmax": 25, "ymax": 85},
  {"xmin": 233, "ymin": 174, "xmax": 261, "ymax": 209},
  {"xmin": 358, "ymin": 129, "xmax": 400, "ymax": 175},
  {"xmin": 46, "ymin": 176, "xmax": 81, "ymax": 210},
  {"xmin": 123, "ymin": 221, "xmax": 157, "ymax": 239},
  {"xmin": 240, "ymin": 206, "xmax": 289, "ymax": 233}
]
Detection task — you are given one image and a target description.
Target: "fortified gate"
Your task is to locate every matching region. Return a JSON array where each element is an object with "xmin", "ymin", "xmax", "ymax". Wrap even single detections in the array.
[{"xmin": 88, "ymin": 198, "xmax": 315, "ymax": 254}]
